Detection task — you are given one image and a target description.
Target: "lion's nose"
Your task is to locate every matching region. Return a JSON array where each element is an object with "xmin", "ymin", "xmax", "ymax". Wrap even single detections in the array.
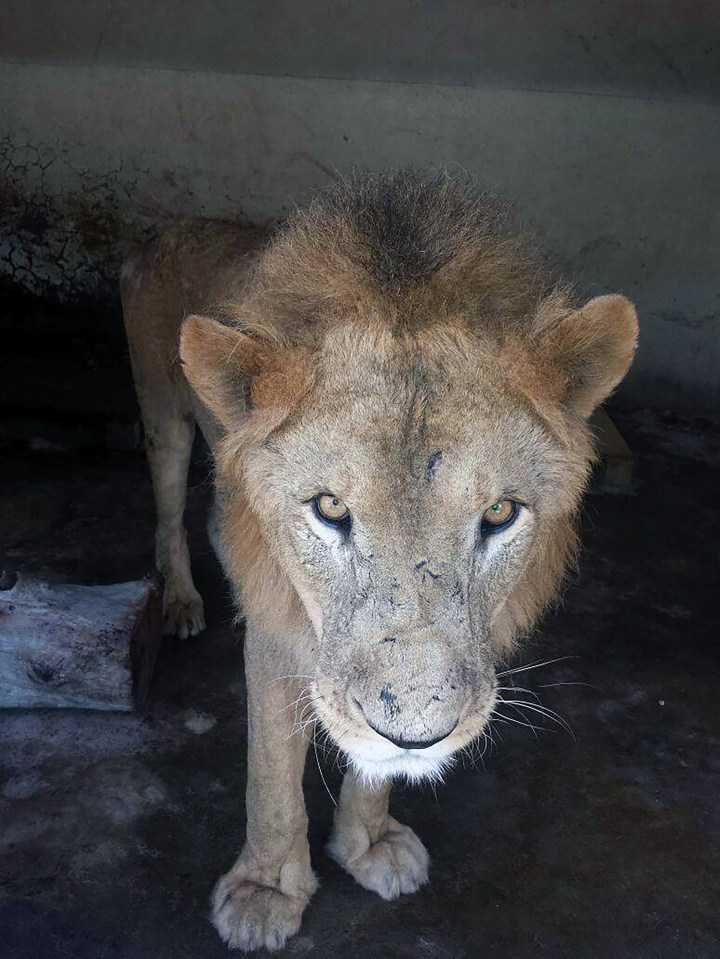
[{"xmin": 365, "ymin": 717, "xmax": 458, "ymax": 750}]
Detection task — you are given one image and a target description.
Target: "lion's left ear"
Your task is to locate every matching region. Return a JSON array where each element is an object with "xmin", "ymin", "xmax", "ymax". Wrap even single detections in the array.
[
  {"xmin": 534, "ymin": 294, "xmax": 639, "ymax": 418},
  {"xmin": 179, "ymin": 314, "xmax": 265, "ymax": 429}
]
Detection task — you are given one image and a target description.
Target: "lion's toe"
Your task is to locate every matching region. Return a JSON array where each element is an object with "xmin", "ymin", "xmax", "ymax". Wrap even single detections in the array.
[
  {"xmin": 162, "ymin": 591, "xmax": 206, "ymax": 639},
  {"xmin": 211, "ymin": 872, "xmax": 310, "ymax": 953},
  {"xmin": 329, "ymin": 817, "xmax": 429, "ymax": 901}
]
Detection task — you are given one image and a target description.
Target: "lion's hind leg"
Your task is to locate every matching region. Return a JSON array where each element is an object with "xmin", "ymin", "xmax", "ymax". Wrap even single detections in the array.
[{"xmin": 121, "ymin": 246, "xmax": 205, "ymax": 639}]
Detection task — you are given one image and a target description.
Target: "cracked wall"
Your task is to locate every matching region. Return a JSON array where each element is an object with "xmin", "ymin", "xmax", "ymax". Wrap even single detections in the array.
[{"xmin": 0, "ymin": 136, "xmax": 156, "ymax": 303}]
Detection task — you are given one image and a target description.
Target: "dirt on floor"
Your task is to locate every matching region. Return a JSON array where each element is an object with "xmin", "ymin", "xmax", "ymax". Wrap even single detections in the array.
[{"xmin": 1, "ymin": 408, "xmax": 719, "ymax": 959}]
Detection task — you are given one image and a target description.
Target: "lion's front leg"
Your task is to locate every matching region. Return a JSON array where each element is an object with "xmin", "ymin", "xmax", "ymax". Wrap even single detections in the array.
[
  {"xmin": 327, "ymin": 770, "xmax": 429, "ymax": 900},
  {"xmin": 211, "ymin": 635, "xmax": 317, "ymax": 952}
]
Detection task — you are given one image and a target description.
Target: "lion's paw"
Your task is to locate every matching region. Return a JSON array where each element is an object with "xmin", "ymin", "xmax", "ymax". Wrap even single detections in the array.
[
  {"xmin": 328, "ymin": 817, "xmax": 429, "ymax": 901},
  {"xmin": 162, "ymin": 589, "xmax": 205, "ymax": 639},
  {"xmin": 211, "ymin": 869, "xmax": 314, "ymax": 953}
]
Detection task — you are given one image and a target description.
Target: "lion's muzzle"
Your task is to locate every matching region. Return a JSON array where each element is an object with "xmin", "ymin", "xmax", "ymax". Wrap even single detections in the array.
[{"xmin": 356, "ymin": 697, "xmax": 459, "ymax": 750}]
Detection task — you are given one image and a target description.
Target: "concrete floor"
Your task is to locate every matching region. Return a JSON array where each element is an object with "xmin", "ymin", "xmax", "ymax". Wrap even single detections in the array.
[{"xmin": 1, "ymin": 408, "xmax": 719, "ymax": 959}]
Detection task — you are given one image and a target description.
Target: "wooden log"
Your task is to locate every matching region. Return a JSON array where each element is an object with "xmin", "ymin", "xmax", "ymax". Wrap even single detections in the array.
[{"xmin": 0, "ymin": 573, "xmax": 162, "ymax": 711}]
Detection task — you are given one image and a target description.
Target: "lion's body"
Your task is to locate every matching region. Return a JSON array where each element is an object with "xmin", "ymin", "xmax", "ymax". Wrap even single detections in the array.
[{"xmin": 122, "ymin": 172, "xmax": 637, "ymax": 951}]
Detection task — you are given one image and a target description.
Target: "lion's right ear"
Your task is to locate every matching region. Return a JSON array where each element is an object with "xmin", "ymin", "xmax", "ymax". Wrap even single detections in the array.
[
  {"xmin": 533, "ymin": 294, "xmax": 638, "ymax": 419},
  {"xmin": 179, "ymin": 315, "xmax": 262, "ymax": 429}
]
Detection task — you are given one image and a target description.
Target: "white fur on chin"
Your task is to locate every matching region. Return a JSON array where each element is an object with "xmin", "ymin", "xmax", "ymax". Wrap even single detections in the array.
[{"xmin": 348, "ymin": 749, "xmax": 457, "ymax": 787}]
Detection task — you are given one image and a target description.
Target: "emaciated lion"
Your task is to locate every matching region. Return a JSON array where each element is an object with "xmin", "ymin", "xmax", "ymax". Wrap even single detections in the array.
[{"xmin": 121, "ymin": 172, "xmax": 638, "ymax": 951}]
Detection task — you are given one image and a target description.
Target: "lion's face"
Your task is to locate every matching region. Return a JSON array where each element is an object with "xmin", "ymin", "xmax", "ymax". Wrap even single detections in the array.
[
  {"xmin": 179, "ymin": 174, "xmax": 637, "ymax": 786},
  {"xmin": 237, "ymin": 325, "xmax": 590, "ymax": 783}
]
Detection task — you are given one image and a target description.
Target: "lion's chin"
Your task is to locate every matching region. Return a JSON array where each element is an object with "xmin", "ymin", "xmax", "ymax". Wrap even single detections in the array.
[
  {"xmin": 344, "ymin": 738, "xmax": 460, "ymax": 786},
  {"xmin": 349, "ymin": 751, "xmax": 457, "ymax": 786}
]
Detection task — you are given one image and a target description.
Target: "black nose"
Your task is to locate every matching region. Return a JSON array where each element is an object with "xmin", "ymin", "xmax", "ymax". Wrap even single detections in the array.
[{"xmin": 366, "ymin": 719, "xmax": 457, "ymax": 750}]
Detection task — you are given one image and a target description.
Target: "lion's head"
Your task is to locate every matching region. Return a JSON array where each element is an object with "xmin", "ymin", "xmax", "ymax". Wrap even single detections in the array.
[{"xmin": 180, "ymin": 172, "xmax": 637, "ymax": 784}]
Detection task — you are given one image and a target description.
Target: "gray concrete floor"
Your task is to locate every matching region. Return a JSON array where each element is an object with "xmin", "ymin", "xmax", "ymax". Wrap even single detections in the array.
[{"xmin": 1, "ymin": 408, "xmax": 719, "ymax": 959}]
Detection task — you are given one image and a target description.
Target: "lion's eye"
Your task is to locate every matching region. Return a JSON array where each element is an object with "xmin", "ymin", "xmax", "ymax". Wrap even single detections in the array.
[
  {"xmin": 315, "ymin": 493, "xmax": 350, "ymax": 525},
  {"xmin": 480, "ymin": 499, "xmax": 518, "ymax": 535}
]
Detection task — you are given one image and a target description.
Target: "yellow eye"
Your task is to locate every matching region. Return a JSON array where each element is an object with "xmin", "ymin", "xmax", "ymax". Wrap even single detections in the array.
[
  {"xmin": 316, "ymin": 493, "xmax": 350, "ymax": 523},
  {"xmin": 482, "ymin": 499, "xmax": 517, "ymax": 529}
]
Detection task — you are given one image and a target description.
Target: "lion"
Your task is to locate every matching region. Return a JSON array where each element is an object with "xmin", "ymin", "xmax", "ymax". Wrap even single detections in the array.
[{"xmin": 121, "ymin": 172, "xmax": 637, "ymax": 952}]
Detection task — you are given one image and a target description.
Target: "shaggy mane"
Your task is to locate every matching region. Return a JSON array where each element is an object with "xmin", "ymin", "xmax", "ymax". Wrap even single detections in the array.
[{"xmin": 219, "ymin": 171, "xmax": 575, "ymax": 341}]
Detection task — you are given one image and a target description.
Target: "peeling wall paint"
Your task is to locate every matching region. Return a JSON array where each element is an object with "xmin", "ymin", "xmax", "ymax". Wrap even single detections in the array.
[{"xmin": 0, "ymin": 136, "xmax": 157, "ymax": 302}]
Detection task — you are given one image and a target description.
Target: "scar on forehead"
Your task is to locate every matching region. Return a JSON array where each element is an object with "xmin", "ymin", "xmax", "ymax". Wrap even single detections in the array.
[{"xmin": 426, "ymin": 450, "xmax": 443, "ymax": 482}]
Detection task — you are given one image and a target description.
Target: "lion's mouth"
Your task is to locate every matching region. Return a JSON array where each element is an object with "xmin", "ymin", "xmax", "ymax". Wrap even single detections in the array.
[
  {"xmin": 306, "ymin": 672, "xmax": 498, "ymax": 787},
  {"xmin": 354, "ymin": 697, "xmax": 460, "ymax": 751},
  {"xmin": 312, "ymin": 690, "xmax": 492, "ymax": 786}
]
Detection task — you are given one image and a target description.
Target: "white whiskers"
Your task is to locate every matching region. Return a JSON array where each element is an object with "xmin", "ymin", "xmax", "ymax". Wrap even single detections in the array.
[
  {"xmin": 490, "ymin": 658, "xmax": 577, "ymax": 744},
  {"xmin": 495, "ymin": 656, "xmax": 576, "ymax": 678},
  {"xmin": 457, "ymin": 660, "xmax": 579, "ymax": 774}
]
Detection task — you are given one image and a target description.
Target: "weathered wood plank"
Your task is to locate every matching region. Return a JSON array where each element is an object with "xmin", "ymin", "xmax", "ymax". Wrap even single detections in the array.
[{"xmin": 0, "ymin": 573, "xmax": 162, "ymax": 710}]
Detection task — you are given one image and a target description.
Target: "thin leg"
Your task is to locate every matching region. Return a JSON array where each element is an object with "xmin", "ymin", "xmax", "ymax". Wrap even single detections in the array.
[
  {"xmin": 327, "ymin": 769, "xmax": 429, "ymax": 900},
  {"xmin": 211, "ymin": 633, "xmax": 316, "ymax": 952},
  {"xmin": 144, "ymin": 404, "xmax": 205, "ymax": 638},
  {"xmin": 122, "ymin": 256, "xmax": 205, "ymax": 638}
]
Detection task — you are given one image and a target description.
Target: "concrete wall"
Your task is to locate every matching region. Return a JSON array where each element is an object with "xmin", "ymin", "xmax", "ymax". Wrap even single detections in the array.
[{"xmin": 1, "ymin": 3, "xmax": 719, "ymax": 413}]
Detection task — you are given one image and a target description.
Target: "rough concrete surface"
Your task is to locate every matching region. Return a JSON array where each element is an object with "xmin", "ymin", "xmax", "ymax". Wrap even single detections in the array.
[
  {"xmin": 1, "ymin": 407, "xmax": 719, "ymax": 958},
  {"xmin": 2, "ymin": 1, "xmax": 719, "ymax": 102},
  {"xmin": 2, "ymin": 60, "xmax": 719, "ymax": 413}
]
